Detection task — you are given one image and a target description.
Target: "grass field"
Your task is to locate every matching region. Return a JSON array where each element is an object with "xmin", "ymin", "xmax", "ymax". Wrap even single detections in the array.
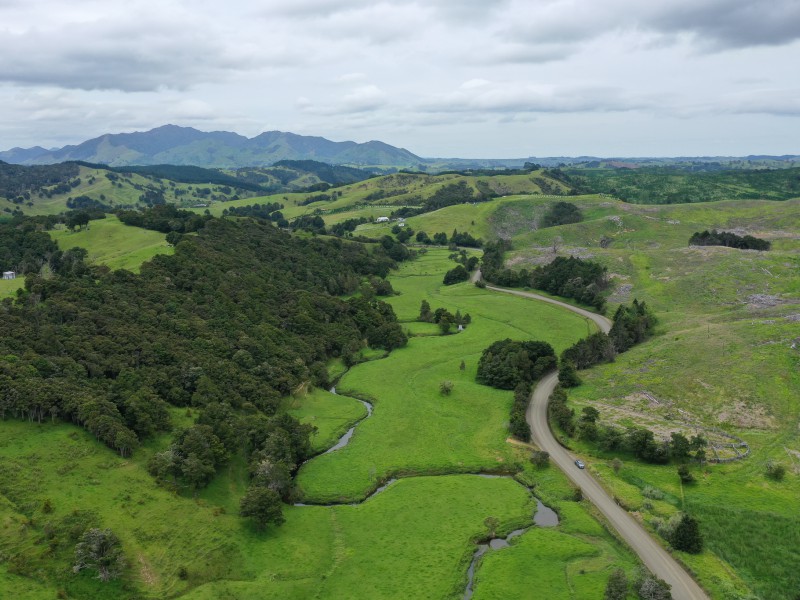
[
  {"xmin": 0, "ymin": 420, "xmax": 544, "ymax": 599},
  {"xmin": 0, "ymin": 277, "xmax": 24, "ymax": 299},
  {"xmin": 295, "ymin": 249, "xmax": 594, "ymax": 502},
  {"xmin": 50, "ymin": 214, "xmax": 174, "ymax": 272},
  {"xmin": 284, "ymin": 387, "xmax": 368, "ymax": 454},
  {"xmin": 504, "ymin": 195, "xmax": 800, "ymax": 598}
]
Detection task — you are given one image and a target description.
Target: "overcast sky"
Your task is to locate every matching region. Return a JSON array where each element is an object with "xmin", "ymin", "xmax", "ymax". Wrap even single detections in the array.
[{"xmin": 1, "ymin": 0, "xmax": 799, "ymax": 157}]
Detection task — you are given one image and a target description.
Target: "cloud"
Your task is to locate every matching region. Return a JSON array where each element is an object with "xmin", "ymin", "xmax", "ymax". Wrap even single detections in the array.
[
  {"xmin": 721, "ymin": 89, "xmax": 800, "ymax": 117},
  {"xmin": 336, "ymin": 72, "xmax": 368, "ymax": 83},
  {"xmin": 648, "ymin": 0, "xmax": 800, "ymax": 50},
  {"xmin": 419, "ymin": 81, "xmax": 649, "ymax": 115},
  {"xmin": 502, "ymin": 0, "xmax": 800, "ymax": 56},
  {"xmin": 298, "ymin": 84, "xmax": 388, "ymax": 116}
]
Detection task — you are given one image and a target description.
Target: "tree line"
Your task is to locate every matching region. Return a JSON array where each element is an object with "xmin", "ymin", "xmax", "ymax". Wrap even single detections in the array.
[
  {"xmin": 689, "ymin": 229, "xmax": 770, "ymax": 251},
  {"xmin": 481, "ymin": 242, "xmax": 608, "ymax": 312}
]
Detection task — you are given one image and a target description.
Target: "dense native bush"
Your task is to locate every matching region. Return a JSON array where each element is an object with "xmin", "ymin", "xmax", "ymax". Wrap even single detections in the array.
[
  {"xmin": 222, "ymin": 202, "xmax": 284, "ymax": 221},
  {"xmin": 541, "ymin": 201, "xmax": 583, "ymax": 227},
  {"xmin": 0, "ymin": 213, "xmax": 408, "ymax": 519},
  {"xmin": 477, "ymin": 339, "xmax": 556, "ymax": 391},
  {"xmin": 560, "ymin": 299, "xmax": 656, "ymax": 373},
  {"xmin": 689, "ymin": 229, "xmax": 770, "ymax": 251},
  {"xmin": 117, "ymin": 204, "xmax": 211, "ymax": 233},
  {"xmin": 481, "ymin": 244, "xmax": 608, "ymax": 311},
  {"xmin": 530, "ymin": 257, "xmax": 608, "ymax": 311},
  {"xmin": 476, "ymin": 339, "xmax": 555, "ymax": 441},
  {"xmin": 442, "ymin": 265, "xmax": 469, "ymax": 285}
]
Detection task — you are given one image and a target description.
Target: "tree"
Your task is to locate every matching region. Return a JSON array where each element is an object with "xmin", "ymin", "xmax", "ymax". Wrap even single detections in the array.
[
  {"xmin": 432, "ymin": 232, "xmax": 448, "ymax": 245},
  {"xmin": 530, "ymin": 450, "xmax": 550, "ymax": 468},
  {"xmin": 541, "ymin": 201, "xmax": 583, "ymax": 228},
  {"xmin": 604, "ymin": 568, "xmax": 628, "ymax": 600},
  {"xmin": 182, "ymin": 453, "xmax": 216, "ymax": 495},
  {"xmin": 240, "ymin": 486, "xmax": 285, "ymax": 530},
  {"xmin": 73, "ymin": 528, "xmax": 126, "ymax": 582},
  {"xmin": 558, "ymin": 360, "xmax": 582, "ymax": 387},
  {"xmin": 439, "ymin": 380, "xmax": 454, "ymax": 395},
  {"xmin": 611, "ymin": 457, "xmax": 623, "ymax": 474},
  {"xmin": 580, "ymin": 406, "xmax": 599, "ymax": 423},
  {"xmin": 418, "ymin": 299, "xmax": 434, "ymax": 322},
  {"xmin": 671, "ymin": 513, "xmax": 703, "ymax": 553},
  {"xmin": 251, "ymin": 459, "xmax": 294, "ymax": 500},
  {"xmin": 670, "ymin": 432, "xmax": 691, "ymax": 463}
]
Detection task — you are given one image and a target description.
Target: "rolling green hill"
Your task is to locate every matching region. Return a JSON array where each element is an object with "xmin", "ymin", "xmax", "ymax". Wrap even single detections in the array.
[
  {"xmin": 566, "ymin": 165, "xmax": 800, "ymax": 204},
  {"xmin": 493, "ymin": 195, "xmax": 800, "ymax": 598}
]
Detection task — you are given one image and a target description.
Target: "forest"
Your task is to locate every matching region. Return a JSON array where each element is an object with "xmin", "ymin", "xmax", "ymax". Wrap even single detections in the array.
[{"xmin": 0, "ymin": 211, "xmax": 407, "ymax": 521}]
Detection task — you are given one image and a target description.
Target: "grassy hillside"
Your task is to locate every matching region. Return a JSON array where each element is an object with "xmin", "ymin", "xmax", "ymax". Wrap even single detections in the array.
[
  {"xmin": 502, "ymin": 196, "xmax": 800, "ymax": 598},
  {"xmin": 0, "ymin": 164, "xmax": 258, "ymax": 217},
  {"xmin": 197, "ymin": 170, "xmax": 570, "ymax": 226},
  {"xmin": 50, "ymin": 214, "xmax": 174, "ymax": 272}
]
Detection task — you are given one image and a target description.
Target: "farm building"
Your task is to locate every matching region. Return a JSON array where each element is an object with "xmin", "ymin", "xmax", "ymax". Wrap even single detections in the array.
[
  {"xmin": 2, "ymin": 271, "xmax": 16, "ymax": 280},
  {"xmin": 376, "ymin": 216, "xmax": 390, "ymax": 223}
]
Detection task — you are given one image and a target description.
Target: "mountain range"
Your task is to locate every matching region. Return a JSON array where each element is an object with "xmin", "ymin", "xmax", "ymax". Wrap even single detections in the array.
[
  {"xmin": 3, "ymin": 125, "xmax": 799, "ymax": 171},
  {"xmin": 0, "ymin": 125, "xmax": 425, "ymax": 168}
]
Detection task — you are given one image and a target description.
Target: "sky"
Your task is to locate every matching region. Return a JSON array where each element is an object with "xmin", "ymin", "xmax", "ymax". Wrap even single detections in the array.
[{"xmin": 1, "ymin": 0, "xmax": 799, "ymax": 158}]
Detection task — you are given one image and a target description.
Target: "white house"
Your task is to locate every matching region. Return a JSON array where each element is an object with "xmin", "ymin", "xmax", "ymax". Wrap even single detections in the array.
[
  {"xmin": 2, "ymin": 271, "xmax": 16, "ymax": 280},
  {"xmin": 376, "ymin": 216, "xmax": 390, "ymax": 223}
]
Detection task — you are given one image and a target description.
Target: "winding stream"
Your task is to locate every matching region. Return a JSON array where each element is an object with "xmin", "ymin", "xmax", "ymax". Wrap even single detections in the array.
[
  {"xmin": 464, "ymin": 498, "xmax": 560, "ymax": 599},
  {"xmin": 323, "ymin": 386, "xmax": 373, "ymax": 454}
]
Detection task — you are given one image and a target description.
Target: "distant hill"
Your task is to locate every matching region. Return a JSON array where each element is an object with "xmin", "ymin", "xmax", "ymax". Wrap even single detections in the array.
[
  {"xmin": 0, "ymin": 125, "xmax": 424, "ymax": 168},
  {"xmin": 0, "ymin": 157, "xmax": 383, "ymax": 217}
]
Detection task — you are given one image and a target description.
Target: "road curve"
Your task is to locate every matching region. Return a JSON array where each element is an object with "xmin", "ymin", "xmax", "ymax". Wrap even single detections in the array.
[{"xmin": 487, "ymin": 283, "xmax": 709, "ymax": 600}]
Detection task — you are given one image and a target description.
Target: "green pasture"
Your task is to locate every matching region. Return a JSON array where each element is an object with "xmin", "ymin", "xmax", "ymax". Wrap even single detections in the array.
[
  {"xmin": 469, "ymin": 455, "xmax": 640, "ymax": 599},
  {"xmin": 0, "ymin": 417, "xmax": 541, "ymax": 599},
  {"xmin": 50, "ymin": 214, "xmax": 174, "ymax": 272},
  {"xmin": 284, "ymin": 387, "xmax": 368, "ymax": 454},
  {"xmin": 295, "ymin": 249, "xmax": 594, "ymax": 502},
  {"xmin": 0, "ymin": 277, "xmax": 24, "ymax": 299}
]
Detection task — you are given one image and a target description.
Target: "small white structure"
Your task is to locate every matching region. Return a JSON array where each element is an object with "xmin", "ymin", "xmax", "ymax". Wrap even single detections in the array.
[
  {"xmin": 2, "ymin": 271, "xmax": 16, "ymax": 280},
  {"xmin": 376, "ymin": 216, "xmax": 390, "ymax": 223}
]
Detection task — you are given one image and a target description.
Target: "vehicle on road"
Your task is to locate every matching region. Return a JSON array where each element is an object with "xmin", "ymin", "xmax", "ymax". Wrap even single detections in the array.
[{"xmin": 574, "ymin": 459, "xmax": 585, "ymax": 469}]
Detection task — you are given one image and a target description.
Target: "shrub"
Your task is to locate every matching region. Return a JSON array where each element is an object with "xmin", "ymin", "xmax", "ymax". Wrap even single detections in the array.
[
  {"xmin": 642, "ymin": 486, "xmax": 664, "ymax": 500},
  {"xmin": 677, "ymin": 464, "xmax": 695, "ymax": 484},
  {"xmin": 530, "ymin": 450, "xmax": 550, "ymax": 468},
  {"xmin": 765, "ymin": 460, "xmax": 786, "ymax": 481},
  {"xmin": 604, "ymin": 568, "xmax": 628, "ymax": 600}
]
